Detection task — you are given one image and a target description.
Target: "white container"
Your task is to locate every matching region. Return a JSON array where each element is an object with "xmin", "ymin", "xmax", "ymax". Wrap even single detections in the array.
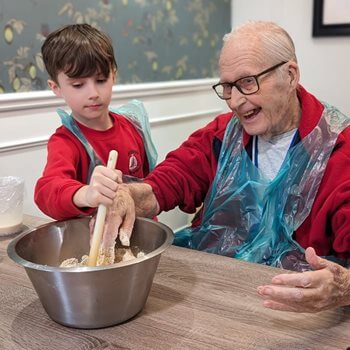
[{"xmin": 0, "ymin": 176, "xmax": 24, "ymax": 235}]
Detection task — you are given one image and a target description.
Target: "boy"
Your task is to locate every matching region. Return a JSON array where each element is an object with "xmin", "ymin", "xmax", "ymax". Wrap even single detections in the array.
[{"xmin": 35, "ymin": 24, "xmax": 156, "ymax": 226}]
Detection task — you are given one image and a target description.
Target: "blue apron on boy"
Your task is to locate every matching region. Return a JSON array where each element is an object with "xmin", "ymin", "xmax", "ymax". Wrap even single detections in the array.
[{"xmin": 57, "ymin": 99, "xmax": 157, "ymax": 183}]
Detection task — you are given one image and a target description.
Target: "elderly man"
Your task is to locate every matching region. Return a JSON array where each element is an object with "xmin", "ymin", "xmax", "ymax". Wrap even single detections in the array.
[{"xmin": 103, "ymin": 21, "xmax": 350, "ymax": 313}]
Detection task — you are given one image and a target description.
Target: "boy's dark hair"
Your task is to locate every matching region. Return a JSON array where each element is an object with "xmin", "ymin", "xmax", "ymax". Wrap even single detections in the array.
[{"xmin": 41, "ymin": 23, "xmax": 117, "ymax": 83}]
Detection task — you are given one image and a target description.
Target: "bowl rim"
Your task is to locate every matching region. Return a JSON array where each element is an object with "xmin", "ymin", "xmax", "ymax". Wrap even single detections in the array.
[{"xmin": 7, "ymin": 217, "xmax": 174, "ymax": 273}]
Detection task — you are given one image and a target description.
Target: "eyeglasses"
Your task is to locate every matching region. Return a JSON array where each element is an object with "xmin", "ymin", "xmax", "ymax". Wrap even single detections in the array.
[{"xmin": 212, "ymin": 61, "xmax": 287, "ymax": 100}]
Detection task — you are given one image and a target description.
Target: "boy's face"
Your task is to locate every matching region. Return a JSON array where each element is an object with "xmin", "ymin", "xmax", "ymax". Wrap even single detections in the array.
[{"xmin": 48, "ymin": 70, "xmax": 116, "ymax": 130}]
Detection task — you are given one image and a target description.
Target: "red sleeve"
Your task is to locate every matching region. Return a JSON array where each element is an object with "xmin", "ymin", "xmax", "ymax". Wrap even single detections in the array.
[
  {"xmin": 331, "ymin": 183, "xmax": 350, "ymax": 259},
  {"xmin": 145, "ymin": 113, "xmax": 232, "ymax": 213},
  {"xmin": 321, "ymin": 130, "xmax": 350, "ymax": 259},
  {"xmin": 34, "ymin": 130, "xmax": 94, "ymax": 220},
  {"xmin": 296, "ymin": 129, "xmax": 350, "ymax": 259}
]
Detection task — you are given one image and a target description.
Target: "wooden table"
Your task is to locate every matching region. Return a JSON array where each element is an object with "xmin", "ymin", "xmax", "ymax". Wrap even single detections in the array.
[{"xmin": 1, "ymin": 216, "xmax": 350, "ymax": 350}]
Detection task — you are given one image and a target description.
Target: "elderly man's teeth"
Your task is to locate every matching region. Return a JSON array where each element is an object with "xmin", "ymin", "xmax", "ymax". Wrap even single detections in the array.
[{"xmin": 243, "ymin": 110, "xmax": 256, "ymax": 118}]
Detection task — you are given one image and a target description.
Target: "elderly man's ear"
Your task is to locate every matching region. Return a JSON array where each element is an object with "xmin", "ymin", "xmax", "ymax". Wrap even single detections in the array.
[{"xmin": 287, "ymin": 61, "xmax": 300, "ymax": 89}]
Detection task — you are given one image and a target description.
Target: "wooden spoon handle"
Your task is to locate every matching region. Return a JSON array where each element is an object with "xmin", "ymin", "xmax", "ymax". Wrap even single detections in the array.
[{"xmin": 87, "ymin": 150, "xmax": 118, "ymax": 267}]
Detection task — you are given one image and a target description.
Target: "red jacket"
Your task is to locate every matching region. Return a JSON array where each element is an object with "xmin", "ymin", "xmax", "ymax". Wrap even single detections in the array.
[
  {"xmin": 35, "ymin": 112, "xmax": 149, "ymax": 220},
  {"xmin": 146, "ymin": 86, "xmax": 350, "ymax": 259}
]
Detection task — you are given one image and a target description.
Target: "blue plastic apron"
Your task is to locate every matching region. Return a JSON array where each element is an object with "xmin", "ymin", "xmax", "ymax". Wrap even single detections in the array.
[
  {"xmin": 57, "ymin": 99, "xmax": 157, "ymax": 183},
  {"xmin": 175, "ymin": 103, "xmax": 350, "ymax": 271}
]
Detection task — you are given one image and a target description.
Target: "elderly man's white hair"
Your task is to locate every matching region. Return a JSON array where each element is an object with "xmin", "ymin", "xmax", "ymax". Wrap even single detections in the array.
[{"xmin": 223, "ymin": 21, "xmax": 297, "ymax": 64}]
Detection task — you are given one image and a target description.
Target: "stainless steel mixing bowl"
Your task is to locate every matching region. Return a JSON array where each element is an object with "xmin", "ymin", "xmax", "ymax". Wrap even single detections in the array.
[{"xmin": 7, "ymin": 217, "xmax": 173, "ymax": 329}]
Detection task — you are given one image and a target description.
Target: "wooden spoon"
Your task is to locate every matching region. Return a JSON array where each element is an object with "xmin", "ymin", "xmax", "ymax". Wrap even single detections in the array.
[{"xmin": 87, "ymin": 150, "xmax": 118, "ymax": 267}]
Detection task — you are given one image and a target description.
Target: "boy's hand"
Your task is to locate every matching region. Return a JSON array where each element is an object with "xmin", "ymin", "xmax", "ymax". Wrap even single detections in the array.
[{"xmin": 73, "ymin": 165, "xmax": 123, "ymax": 208}]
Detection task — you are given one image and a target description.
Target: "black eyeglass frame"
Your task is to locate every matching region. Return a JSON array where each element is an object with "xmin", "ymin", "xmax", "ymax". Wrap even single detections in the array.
[{"xmin": 212, "ymin": 61, "xmax": 288, "ymax": 100}]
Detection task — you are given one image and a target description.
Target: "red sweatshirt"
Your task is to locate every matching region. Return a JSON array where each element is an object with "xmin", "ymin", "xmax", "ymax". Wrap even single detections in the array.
[
  {"xmin": 145, "ymin": 86, "xmax": 350, "ymax": 259},
  {"xmin": 35, "ymin": 112, "xmax": 149, "ymax": 220}
]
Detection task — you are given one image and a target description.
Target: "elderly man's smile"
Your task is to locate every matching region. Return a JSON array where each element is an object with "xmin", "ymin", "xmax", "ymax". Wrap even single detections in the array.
[{"xmin": 240, "ymin": 107, "xmax": 262, "ymax": 121}]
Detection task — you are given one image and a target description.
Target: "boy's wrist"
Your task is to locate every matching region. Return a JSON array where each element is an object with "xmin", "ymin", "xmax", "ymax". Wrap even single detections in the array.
[{"xmin": 73, "ymin": 185, "xmax": 89, "ymax": 208}]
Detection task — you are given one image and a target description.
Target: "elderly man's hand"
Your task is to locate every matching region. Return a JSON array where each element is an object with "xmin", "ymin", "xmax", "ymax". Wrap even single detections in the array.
[
  {"xmin": 103, "ymin": 184, "xmax": 135, "ymax": 248},
  {"xmin": 89, "ymin": 185, "xmax": 135, "ymax": 249},
  {"xmin": 257, "ymin": 247, "xmax": 350, "ymax": 313},
  {"xmin": 89, "ymin": 181, "xmax": 159, "ymax": 264}
]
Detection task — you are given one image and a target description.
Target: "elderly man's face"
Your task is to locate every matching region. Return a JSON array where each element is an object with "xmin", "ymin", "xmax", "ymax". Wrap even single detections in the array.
[{"xmin": 219, "ymin": 39, "xmax": 299, "ymax": 139}]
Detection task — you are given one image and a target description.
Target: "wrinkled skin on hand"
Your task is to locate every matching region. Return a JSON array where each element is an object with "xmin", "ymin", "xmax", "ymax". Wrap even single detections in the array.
[
  {"xmin": 89, "ymin": 185, "xmax": 135, "ymax": 253},
  {"xmin": 257, "ymin": 247, "xmax": 350, "ymax": 313}
]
